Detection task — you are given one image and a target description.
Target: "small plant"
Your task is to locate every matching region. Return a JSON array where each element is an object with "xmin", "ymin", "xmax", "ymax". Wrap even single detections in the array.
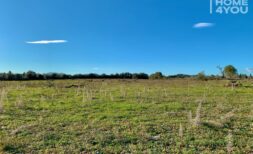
[
  {"xmin": 82, "ymin": 92, "xmax": 86, "ymax": 103},
  {"xmin": 82, "ymin": 87, "xmax": 93, "ymax": 103},
  {"xmin": 149, "ymin": 134, "xmax": 161, "ymax": 141},
  {"xmin": 40, "ymin": 95, "xmax": 46, "ymax": 102},
  {"xmin": 188, "ymin": 111, "xmax": 193, "ymax": 124},
  {"xmin": 120, "ymin": 86, "xmax": 127, "ymax": 99},
  {"xmin": 15, "ymin": 95, "xmax": 24, "ymax": 108},
  {"xmin": 163, "ymin": 88, "xmax": 168, "ymax": 98},
  {"xmin": 193, "ymin": 101, "xmax": 202, "ymax": 127},
  {"xmin": 203, "ymin": 110, "xmax": 235, "ymax": 129},
  {"xmin": 110, "ymin": 92, "xmax": 114, "ymax": 101},
  {"xmin": 83, "ymin": 89, "xmax": 93, "ymax": 103},
  {"xmin": 75, "ymin": 86, "xmax": 81, "ymax": 96},
  {"xmin": 179, "ymin": 123, "xmax": 183, "ymax": 138},
  {"xmin": 11, "ymin": 124, "xmax": 34, "ymax": 135},
  {"xmin": 99, "ymin": 88, "xmax": 104, "ymax": 99},
  {"xmin": 220, "ymin": 110, "xmax": 235, "ymax": 124},
  {"xmin": 0, "ymin": 89, "xmax": 6, "ymax": 113},
  {"xmin": 0, "ymin": 94, "xmax": 3, "ymax": 113},
  {"xmin": 226, "ymin": 130, "xmax": 233, "ymax": 154},
  {"xmin": 203, "ymin": 120, "xmax": 224, "ymax": 128}
]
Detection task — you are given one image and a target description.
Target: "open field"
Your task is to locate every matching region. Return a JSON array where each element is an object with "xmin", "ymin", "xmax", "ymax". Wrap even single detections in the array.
[{"xmin": 0, "ymin": 79, "xmax": 253, "ymax": 153}]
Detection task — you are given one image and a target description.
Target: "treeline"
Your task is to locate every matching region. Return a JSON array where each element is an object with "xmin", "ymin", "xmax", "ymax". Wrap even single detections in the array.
[
  {"xmin": 1, "ymin": 70, "xmax": 251, "ymax": 81},
  {"xmin": 0, "ymin": 71, "xmax": 195, "ymax": 81},
  {"xmin": 0, "ymin": 71, "xmax": 150, "ymax": 80}
]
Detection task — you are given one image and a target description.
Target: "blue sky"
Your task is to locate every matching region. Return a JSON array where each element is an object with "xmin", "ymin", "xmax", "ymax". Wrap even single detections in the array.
[{"xmin": 0, "ymin": 0, "xmax": 252, "ymax": 75}]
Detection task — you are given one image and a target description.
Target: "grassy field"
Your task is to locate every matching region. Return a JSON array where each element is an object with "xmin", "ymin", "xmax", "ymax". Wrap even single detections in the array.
[{"xmin": 0, "ymin": 79, "xmax": 253, "ymax": 153}]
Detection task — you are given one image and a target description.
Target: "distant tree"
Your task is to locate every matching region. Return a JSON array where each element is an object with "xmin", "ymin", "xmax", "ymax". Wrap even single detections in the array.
[
  {"xmin": 149, "ymin": 72, "xmax": 164, "ymax": 80},
  {"xmin": 167, "ymin": 74, "xmax": 192, "ymax": 79},
  {"xmin": 119, "ymin": 72, "xmax": 132, "ymax": 79},
  {"xmin": 132, "ymin": 74, "xmax": 138, "ymax": 79},
  {"xmin": 239, "ymin": 74, "xmax": 248, "ymax": 79},
  {"xmin": 2, "ymin": 73, "xmax": 8, "ymax": 80},
  {"xmin": 217, "ymin": 65, "xmax": 224, "ymax": 78},
  {"xmin": 132, "ymin": 73, "xmax": 149, "ymax": 79},
  {"xmin": 13, "ymin": 73, "xmax": 23, "ymax": 80},
  {"xmin": 140, "ymin": 73, "xmax": 149, "ymax": 79},
  {"xmin": 7, "ymin": 71, "xmax": 13, "ymax": 80},
  {"xmin": 224, "ymin": 65, "xmax": 238, "ymax": 79},
  {"xmin": 196, "ymin": 71, "xmax": 207, "ymax": 81},
  {"xmin": 0, "ymin": 73, "xmax": 4, "ymax": 80},
  {"xmin": 208, "ymin": 75, "xmax": 217, "ymax": 80},
  {"xmin": 24, "ymin": 71, "xmax": 37, "ymax": 80},
  {"xmin": 36, "ymin": 74, "xmax": 44, "ymax": 80}
]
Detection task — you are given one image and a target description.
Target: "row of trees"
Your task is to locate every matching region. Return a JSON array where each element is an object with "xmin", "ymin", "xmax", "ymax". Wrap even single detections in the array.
[
  {"xmin": 0, "ymin": 65, "xmax": 249, "ymax": 81},
  {"xmin": 0, "ymin": 71, "xmax": 196, "ymax": 81},
  {"xmin": 0, "ymin": 71, "xmax": 151, "ymax": 80},
  {"xmin": 152, "ymin": 65, "xmax": 250, "ymax": 80},
  {"xmin": 150, "ymin": 65, "xmax": 247, "ymax": 81}
]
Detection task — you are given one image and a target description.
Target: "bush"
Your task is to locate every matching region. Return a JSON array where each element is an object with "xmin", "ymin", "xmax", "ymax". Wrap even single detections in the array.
[
  {"xmin": 196, "ymin": 72, "xmax": 207, "ymax": 81},
  {"xmin": 149, "ymin": 72, "xmax": 164, "ymax": 80}
]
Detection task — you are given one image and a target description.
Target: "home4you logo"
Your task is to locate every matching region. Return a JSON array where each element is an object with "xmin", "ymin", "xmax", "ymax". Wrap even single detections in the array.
[{"xmin": 210, "ymin": 0, "xmax": 249, "ymax": 14}]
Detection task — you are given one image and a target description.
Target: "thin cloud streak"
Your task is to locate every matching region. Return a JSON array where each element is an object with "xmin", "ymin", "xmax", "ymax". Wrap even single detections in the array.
[
  {"xmin": 193, "ymin": 23, "xmax": 215, "ymax": 28},
  {"xmin": 26, "ymin": 40, "xmax": 67, "ymax": 44}
]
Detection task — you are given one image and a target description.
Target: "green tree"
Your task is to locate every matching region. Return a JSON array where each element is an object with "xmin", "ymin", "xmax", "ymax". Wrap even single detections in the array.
[
  {"xmin": 196, "ymin": 71, "xmax": 207, "ymax": 81},
  {"xmin": 7, "ymin": 71, "xmax": 13, "ymax": 80},
  {"xmin": 149, "ymin": 72, "xmax": 164, "ymax": 80},
  {"xmin": 224, "ymin": 65, "xmax": 237, "ymax": 79},
  {"xmin": 23, "ymin": 71, "xmax": 37, "ymax": 80}
]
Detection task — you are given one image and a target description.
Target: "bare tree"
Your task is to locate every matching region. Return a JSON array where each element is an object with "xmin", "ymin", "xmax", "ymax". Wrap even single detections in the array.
[{"xmin": 217, "ymin": 65, "xmax": 224, "ymax": 78}]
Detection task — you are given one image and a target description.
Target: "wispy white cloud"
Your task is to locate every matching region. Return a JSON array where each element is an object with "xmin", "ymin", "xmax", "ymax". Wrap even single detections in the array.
[
  {"xmin": 246, "ymin": 68, "xmax": 253, "ymax": 73},
  {"xmin": 26, "ymin": 40, "xmax": 67, "ymax": 44},
  {"xmin": 193, "ymin": 23, "xmax": 215, "ymax": 28}
]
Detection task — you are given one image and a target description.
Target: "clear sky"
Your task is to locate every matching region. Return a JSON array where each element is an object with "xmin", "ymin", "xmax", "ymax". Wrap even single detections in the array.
[{"xmin": 0, "ymin": 0, "xmax": 252, "ymax": 75}]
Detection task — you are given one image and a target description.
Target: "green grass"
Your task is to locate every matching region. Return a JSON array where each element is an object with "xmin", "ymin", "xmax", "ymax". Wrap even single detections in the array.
[{"xmin": 0, "ymin": 79, "xmax": 253, "ymax": 153}]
